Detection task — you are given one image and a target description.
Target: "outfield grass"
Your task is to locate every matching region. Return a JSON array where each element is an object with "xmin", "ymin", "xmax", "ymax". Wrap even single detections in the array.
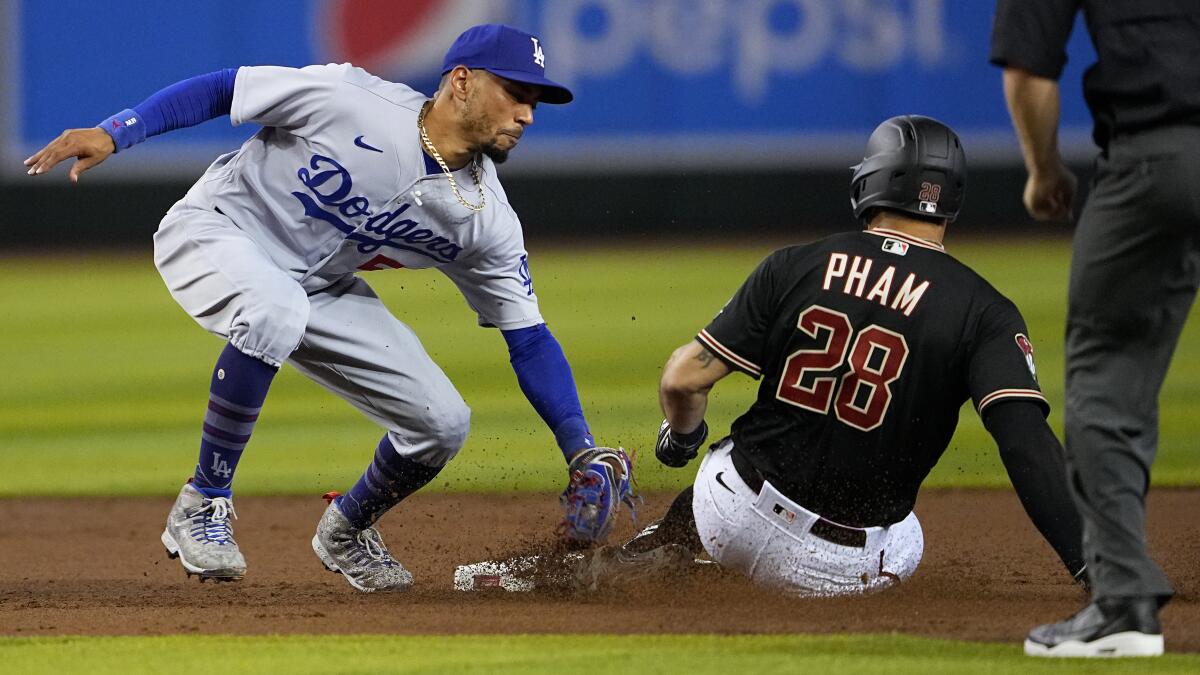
[
  {"xmin": 1, "ymin": 634, "xmax": 1196, "ymax": 674},
  {"xmin": 2, "ymin": 238, "xmax": 1198, "ymax": 496}
]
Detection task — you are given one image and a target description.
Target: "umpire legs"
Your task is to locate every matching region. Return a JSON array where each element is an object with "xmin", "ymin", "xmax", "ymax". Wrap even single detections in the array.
[{"xmin": 1064, "ymin": 127, "xmax": 1200, "ymax": 602}]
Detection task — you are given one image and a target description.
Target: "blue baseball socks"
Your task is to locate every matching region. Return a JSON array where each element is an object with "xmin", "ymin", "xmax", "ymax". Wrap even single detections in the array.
[
  {"xmin": 192, "ymin": 343, "xmax": 278, "ymax": 498},
  {"xmin": 336, "ymin": 435, "xmax": 443, "ymax": 529}
]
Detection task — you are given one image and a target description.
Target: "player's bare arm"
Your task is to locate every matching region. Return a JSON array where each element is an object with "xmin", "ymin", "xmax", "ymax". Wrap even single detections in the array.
[
  {"xmin": 652, "ymin": 341, "xmax": 731, "ymax": 467},
  {"xmin": 23, "ymin": 127, "xmax": 116, "ymax": 183},
  {"xmin": 1002, "ymin": 67, "xmax": 1077, "ymax": 223},
  {"xmin": 660, "ymin": 341, "xmax": 731, "ymax": 434}
]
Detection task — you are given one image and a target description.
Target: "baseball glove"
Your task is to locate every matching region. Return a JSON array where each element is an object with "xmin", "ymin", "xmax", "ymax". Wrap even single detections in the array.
[{"xmin": 558, "ymin": 446, "xmax": 638, "ymax": 546}]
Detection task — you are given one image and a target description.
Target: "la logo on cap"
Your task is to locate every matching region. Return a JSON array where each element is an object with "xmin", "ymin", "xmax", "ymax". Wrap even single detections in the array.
[
  {"xmin": 531, "ymin": 37, "xmax": 545, "ymax": 67},
  {"xmin": 440, "ymin": 24, "xmax": 574, "ymax": 104}
]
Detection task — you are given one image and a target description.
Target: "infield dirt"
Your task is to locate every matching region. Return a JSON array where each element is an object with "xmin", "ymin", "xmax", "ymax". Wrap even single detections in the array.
[{"xmin": 1, "ymin": 489, "xmax": 1196, "ymax": 650}]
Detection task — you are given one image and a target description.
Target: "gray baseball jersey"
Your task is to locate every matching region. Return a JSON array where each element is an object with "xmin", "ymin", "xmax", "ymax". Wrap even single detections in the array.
[
  {"xmin": 153, "ymin": 64, "xmax": 542, "ymax": 465},
  {"xmin": 183, "ymin": 63, "xmax": 541, "ymax": 328}
]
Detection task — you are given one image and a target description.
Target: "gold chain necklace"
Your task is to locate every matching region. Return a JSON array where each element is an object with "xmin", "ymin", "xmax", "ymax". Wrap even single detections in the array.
[{"xmin": 417, "ymin": 102, "xmax": 485, "ymax": 212}]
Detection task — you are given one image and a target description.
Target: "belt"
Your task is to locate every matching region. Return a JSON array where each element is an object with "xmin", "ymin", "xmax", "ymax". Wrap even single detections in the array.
[
  {"xmin": 730, "ymin": 449, "xmax": 867, "ymax": 548},
  {"xmin": 1107, "ymin": 124, "xmax": 1200, "ymax": 159}
]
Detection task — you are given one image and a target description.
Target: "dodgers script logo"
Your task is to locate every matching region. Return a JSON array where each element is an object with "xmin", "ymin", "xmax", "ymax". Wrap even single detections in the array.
[{"xmin": 291, "ymin": 154, "xmax": 464, "ymax": 263}]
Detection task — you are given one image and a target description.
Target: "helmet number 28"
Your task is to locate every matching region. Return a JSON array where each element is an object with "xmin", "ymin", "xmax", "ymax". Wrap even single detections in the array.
[
  {"xmin": 774, "ymin": 305, "xmax": 909, "ymax": 431},
  {"xmin": 918, "ymin": 182, "xmax": 941, "ymax": 202}
]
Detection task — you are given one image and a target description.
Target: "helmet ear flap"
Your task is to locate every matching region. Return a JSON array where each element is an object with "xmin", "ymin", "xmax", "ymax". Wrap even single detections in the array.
[{"xmin": 849, "ymin": 171, "xmax": 864, "ymax": 211}]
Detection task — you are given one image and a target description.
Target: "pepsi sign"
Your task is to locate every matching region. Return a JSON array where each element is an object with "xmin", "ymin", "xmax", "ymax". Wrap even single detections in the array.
[{"xmin": 7, "ymin": 0, "xmax": 1101, "ymax": 178}]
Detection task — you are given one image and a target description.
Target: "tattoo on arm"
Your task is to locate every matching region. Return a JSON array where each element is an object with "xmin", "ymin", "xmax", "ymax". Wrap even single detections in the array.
[{"xmin": 693, "ymin": 348, "xmax": 717, "ymax": 368}]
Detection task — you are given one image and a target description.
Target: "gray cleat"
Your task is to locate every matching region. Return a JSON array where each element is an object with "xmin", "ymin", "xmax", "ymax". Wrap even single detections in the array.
[
  {"xmin": 311, "ymin": 498, "xmax": 413, "ymax": 593},
  {"xmin": 161, "ymin": 482, "xmax": 246, "ymax": 582}
]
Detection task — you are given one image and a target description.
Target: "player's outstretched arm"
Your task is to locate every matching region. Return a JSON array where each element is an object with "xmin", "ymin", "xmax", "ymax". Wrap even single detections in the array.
[
  {"xmin": 501, "ymin": 323, "xmax": 595, "ymax": 459},
  {"xmin": 983, "ymin": 399, "xmax": 1086, "ymax": 582},
  {"xmin": 24, "ymin": 128, "xmax": 116, "ymax": 183},
  {"xmin": 501, "ymin": 323, "xmax": 636, "ymax": 544},
  {"xmin": 24, "ymin": 69, "xmax": 237, "ymax": 183}
]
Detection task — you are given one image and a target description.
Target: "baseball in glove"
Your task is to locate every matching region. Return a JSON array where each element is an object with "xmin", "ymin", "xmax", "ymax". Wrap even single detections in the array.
[{"xmin": 559, "ymin": 446, "xmax": 638, "ymax": 546}]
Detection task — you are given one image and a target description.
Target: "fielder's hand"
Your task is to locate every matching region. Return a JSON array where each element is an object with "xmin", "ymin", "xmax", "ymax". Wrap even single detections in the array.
[
  {"xmin": 24, "ymin": 128, "xmax": 116, "ymax": 183},
  {"xmin": 655, "ymin": 419, "xmax": 708, "ymax": 468}
]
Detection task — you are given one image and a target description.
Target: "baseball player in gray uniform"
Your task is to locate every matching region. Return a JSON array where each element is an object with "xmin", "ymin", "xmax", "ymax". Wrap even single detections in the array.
[{"xmin": 24, "ymin": 24, "xmax": 634, "ymax": 592}]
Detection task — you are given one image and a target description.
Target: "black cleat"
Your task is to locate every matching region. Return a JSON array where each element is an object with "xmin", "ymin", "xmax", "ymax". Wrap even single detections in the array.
[{"xmin": 1025, "ymin": 598, "xmax": 1164, "ymax": 657}]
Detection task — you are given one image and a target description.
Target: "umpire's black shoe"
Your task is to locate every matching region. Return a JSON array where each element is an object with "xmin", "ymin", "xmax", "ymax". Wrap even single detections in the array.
[{"xmin": 1025, "ymin": 597, "xmax": 1163, "ymax": 657}]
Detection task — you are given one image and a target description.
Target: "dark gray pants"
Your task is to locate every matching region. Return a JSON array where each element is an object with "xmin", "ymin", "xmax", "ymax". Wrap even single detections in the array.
[{"xmin": 1065, "ymin": 125, "xmax": 1200, "ymax": 601}]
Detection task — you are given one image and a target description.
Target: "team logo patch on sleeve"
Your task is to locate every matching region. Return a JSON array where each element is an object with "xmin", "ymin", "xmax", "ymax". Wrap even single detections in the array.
[
  {"xmin": 1015, "ymin": 333, "xmax": 1037, "ymax": 381},
  {"xmin": 517, "ymin": 254, "xmax": 534, "ymax": 296}
]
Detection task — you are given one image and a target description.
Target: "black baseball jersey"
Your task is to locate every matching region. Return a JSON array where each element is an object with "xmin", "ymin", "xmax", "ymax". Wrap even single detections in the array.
[{"xmin": 697, "ymin": 228, "xmax": 1047, "ymax": 527}]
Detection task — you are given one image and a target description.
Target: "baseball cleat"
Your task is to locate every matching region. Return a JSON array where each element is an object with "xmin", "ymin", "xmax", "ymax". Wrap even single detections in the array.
[
  {"xmin": 622, "ymin": 519, "xmax": 663, "ymax": 552},
  {"xmin": 573, "ymin": 543, "xmax": 698, "ymax": 591},
  {"xmin": 311, "ymin": 494, "xmax": 413, "ymax": 593},
  {"xmin": 161, "ymin": 482, "xmax": 246, "ymax": 581},
  {"xmin": 1025, "ymin": 598, "xmax": 1164, "ymax": 657},
  {"xmin": 452, "ymin": 546, "xmax": 713, "ymax": 593}
]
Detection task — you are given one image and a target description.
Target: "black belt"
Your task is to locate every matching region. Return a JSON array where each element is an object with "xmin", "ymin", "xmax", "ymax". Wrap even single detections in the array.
[{"xmin": 729, "ymin": 449, "xmax": 867, "ymax": 549}]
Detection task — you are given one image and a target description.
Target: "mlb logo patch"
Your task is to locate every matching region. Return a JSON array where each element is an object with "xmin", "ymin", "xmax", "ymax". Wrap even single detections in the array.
[
  {"xmin": 919, "ymin": 201, "xmax": 939, "ymax": 214},
  {"xmin": 772, "ymin": 503, "xmax": 796, "ymax": 523},
  {"xmin": 882, "ymin": 238, "xmax": 909, "ymax": 256}
]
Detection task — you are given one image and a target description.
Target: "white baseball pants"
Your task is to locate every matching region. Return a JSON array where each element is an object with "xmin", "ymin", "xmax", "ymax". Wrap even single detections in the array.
[{"xmin": 692, "ymin": 439, "xmax": 924, "ymax": 596}]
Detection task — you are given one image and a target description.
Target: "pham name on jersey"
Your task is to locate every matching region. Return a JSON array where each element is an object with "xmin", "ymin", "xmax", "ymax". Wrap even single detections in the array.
[{"xmin": 821, "ymin": 253, "xmax": 929, "ymax": 317}]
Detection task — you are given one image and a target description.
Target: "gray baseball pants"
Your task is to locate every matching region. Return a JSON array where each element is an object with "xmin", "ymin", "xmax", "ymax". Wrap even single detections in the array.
[
  {"xmin": 153, "ymin": 205, "xmax": 470, "ymax": 468},
  {"xmin": 1065, "ymin": 124, "xmax": 1200, "ymax": 602}
]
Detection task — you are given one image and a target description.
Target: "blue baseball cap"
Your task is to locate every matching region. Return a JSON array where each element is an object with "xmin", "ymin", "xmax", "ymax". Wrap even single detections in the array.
[{"xmin": 442, "ymin": 24, "xmax": 573, "ymax": 104}]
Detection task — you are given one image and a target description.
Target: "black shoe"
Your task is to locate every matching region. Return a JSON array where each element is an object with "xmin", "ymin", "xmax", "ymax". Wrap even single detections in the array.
[{"xmin": 1025, "ymin": 598, "xmax": 1163, "ymax": 657}]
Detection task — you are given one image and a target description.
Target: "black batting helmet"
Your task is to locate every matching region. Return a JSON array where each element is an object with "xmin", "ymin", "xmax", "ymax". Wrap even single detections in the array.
[{"xmin": 850, "ymin": 115, "xmax": 966, "ymax": 223}]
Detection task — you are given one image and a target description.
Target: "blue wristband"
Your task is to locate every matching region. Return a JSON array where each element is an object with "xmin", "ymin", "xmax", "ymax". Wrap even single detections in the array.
[
  {"xmin": 97, "ymin": 108, "xmax": 146, "ymax": 153},
  {"xmin": 93, "ymin": 69, "xmax": 237, "ymax": 154}
]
